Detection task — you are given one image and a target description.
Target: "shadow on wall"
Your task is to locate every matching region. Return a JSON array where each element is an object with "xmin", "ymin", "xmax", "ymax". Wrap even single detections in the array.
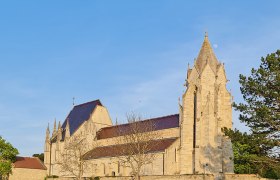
[{"xmin": 199, "ymin": 137, "xmax": 233, "ymax": 175}]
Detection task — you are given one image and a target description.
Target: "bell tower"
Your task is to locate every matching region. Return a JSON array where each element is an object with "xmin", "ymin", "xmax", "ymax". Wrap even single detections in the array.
[{"xmin": 180, "ymin": 34, "xmax": 234, "ymax": 175}]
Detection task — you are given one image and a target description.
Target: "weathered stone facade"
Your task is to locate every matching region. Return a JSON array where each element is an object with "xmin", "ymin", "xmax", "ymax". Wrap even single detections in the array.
[
  {"xmin": 44, "ymin": 35, "xmax": 234, "ymax": 179},
  {"xmin": 9, "ymin": 168, "xmax": 47, "ymax": 180}
]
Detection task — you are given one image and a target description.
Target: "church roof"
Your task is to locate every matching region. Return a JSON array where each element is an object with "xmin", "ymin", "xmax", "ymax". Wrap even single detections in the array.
[
  {"xmin": 96, "ymin": 114, "xmax": 179, "ymax": 140},
  {"xmin": 83, "ymin": 138, "xmax": 177, "ymax": 160},
  {"xmin": 61, "ymin": 99, "xmax": 102, "ymax": 136},
  {"xmin": 195, "ymin": 34, "xmax": 219, "ymax": 74},
  {"xmin": 13, "ymin": 157, "xmax": 47, "ymax": 170}
]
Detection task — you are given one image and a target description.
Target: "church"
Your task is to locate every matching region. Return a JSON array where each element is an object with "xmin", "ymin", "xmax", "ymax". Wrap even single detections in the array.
[{"xmin": 44, "ymin": 34, "xmax": 234, "ymax": 179}]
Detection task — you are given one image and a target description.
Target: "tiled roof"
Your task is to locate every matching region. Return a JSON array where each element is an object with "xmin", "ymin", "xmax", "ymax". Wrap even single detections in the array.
[
  {"xmin": 83, "ymin": 138, "xmax": 177, "ymax": 160},
  {"xmin": 13, "ymin": 157, "xmax": 47, "ymax": 170},
  {"xmin": 96, "ymin": 114, "xmax": 179, "ymax": 140},
  {"xmin": 61, "ymin": 100, "xmax": 102, "ymax": 136}
]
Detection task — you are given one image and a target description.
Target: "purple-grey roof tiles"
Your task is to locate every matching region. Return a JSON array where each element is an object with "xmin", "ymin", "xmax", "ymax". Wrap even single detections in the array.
[
  {"xmin": 96, "ymin": 114, "xmax": 179, "ymax": 140},
  {"xmin": 61, "ymin": 100, "xmax": 102, "ymax": 136}
]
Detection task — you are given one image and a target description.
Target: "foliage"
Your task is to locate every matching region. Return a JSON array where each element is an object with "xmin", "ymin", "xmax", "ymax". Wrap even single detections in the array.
[
  {"xmin": 0, "ymin": 136, "xmax": 19, "ymax": 180},
  {"xmin": 233, "ymin": 50, "xmax": 280, "ymax": 141},
  {"xmin": 32, "ymin": 153, "xmax": 44, "ymax": 162},
  {"xmin": 0, "ymin": 161, "xmax": 12, "ymax": 179},
  {"xmin": 223, "ymin": 128, "xmax": 280, "ymax": 179},
  {"xmin": 232, "ymin": 50, "xmax": 280, "ymax": 178}
]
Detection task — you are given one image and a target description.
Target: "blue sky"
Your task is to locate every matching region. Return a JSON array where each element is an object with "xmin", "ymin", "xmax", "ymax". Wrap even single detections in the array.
[{"xmin": 0, "ymin": 1, "xmax": 280, "ymax": 156}]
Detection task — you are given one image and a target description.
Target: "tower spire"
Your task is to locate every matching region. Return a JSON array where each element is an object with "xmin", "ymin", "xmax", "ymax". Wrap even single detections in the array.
[{"xmin": 195, "ymin": 33, "xmax": 219, "ymax": 74}]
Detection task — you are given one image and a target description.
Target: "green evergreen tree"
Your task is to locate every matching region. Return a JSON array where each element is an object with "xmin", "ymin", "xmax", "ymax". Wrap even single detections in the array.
[
  {"xmin": 229, "ymin": 50, "xmax": 280, "ymax": 178},
  {"xmin": 234, "ymin": 50, "xmax": 280, "ymax": 141},
  {"xmin": 223, "ymin": 128, "xmax": 280, "ymax": 179},
  {"xmin": 0, "ymin": 136, "xmax": 19, "ymax": 180}
]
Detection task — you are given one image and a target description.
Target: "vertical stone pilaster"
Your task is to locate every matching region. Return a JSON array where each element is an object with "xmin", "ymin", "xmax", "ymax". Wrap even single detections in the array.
[{"xmin": 180, "ymin": 85, "xmax": 195, "ymax": 174}]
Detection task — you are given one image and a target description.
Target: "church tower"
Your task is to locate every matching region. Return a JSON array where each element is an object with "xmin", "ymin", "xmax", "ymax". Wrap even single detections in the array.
[{"xmin": 180, "ymin": 34, "xmax": 234, "ymax": 175}]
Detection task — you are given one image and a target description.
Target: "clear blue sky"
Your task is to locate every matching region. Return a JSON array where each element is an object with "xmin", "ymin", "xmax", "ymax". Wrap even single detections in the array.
[{"xmin": 0, "ymin": 1, "xmax": 279, "ymax": 156}]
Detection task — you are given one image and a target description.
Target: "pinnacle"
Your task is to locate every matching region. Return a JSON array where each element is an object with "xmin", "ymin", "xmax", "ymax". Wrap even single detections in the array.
[
  {"xmin": 45, "ymin": 123, "xmax": 50, "ymax": 140},
  {"xmin": 58, "ymin": 121, "xmax": 61, "ymax": 130},
  {"xmin": 53, "ymin": 119, "xmax": 56, "ymax": 130},
  {"xmin": 46, "ymin": 123, "xmax": 50, "ymax": 134}
]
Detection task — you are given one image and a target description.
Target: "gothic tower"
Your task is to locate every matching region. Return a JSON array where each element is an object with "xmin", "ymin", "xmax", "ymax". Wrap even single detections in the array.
[{"xmin": 180, "ymin": 34, "xmax": 234, "ymax": 175}]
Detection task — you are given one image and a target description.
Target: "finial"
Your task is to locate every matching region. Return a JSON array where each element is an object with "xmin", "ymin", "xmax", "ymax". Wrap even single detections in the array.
[
  {"xmin": 187, "ymin": 63, "xmax": 190, "ymax": 69},
  {"xmin": 72, "ymin": 97, "xmax": 75, "ymax": 106},
  {"xmin": 205, "ymin": 31, "xmax": 208, "ymax": 38}
]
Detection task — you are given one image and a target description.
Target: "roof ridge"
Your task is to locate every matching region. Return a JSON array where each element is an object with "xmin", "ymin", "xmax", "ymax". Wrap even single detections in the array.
[
  {"xmin": 16, "ymin": 156, "xmax": 36, "ymax": 159},
  {"xmin": 74, "ymin": 99, "xmax": 102, "ymax": 107}
]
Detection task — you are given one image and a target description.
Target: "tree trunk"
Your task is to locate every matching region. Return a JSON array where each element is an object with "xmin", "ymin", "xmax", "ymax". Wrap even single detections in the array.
[{"xmin": 136, "ymin": 170, "xmax": 140, "ymax": 180}]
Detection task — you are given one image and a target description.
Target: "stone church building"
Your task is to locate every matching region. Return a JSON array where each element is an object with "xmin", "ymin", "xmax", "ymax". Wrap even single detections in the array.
[{"xmin": 44, "ymin": 35, "xmax": 234, "ymax": 178}]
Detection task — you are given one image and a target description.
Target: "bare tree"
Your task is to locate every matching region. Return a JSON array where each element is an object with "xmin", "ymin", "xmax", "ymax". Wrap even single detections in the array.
[
  {"xmin": 115, "ymin": 113, "xmax": 161, "ymax": 180},
  {"xmin": 58, "ymin": 134, "xmax": 95, "ymax": 180}
]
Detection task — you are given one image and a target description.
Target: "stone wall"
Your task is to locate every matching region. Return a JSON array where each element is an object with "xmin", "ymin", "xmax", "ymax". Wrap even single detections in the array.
[
  {"xmin": 83, "ymin": 152, "xmax": 165, "ymax": 177},
  {"xmin": 47, "ymin": 174, "xmax": 214, "ymax": 180},
  {"xmin": 47, "ymin": 174, "xmax": 274, "ymax": 180},
  {"xmin": 9, "ymin": 168, "xmax": 47, "ymax": 180},
  {"xmin": 99, "ymin": 174, "xmax": 273, "ymax": 180},
  {"xmin": 99, "ymin": 174, "xmax": 214, "ymax": 180}
]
